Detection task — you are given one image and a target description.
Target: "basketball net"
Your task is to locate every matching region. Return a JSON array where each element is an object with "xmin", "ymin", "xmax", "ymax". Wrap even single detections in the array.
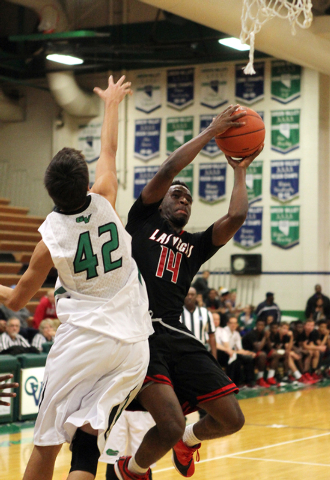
[{"xmin": 240, "ymin": 0, "xmax": 313, "ymax": 74}]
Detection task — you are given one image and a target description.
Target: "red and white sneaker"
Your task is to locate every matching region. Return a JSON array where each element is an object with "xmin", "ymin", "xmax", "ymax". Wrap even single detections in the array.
[
  {"xmin": 115, "ymin": 456, "xmax": 151, "ymax": 480},
  {"xmin": 266, "ymin": 377, "xmax": 277, "ymax": 386},
  {"xmin": 311, "ymin": 372, "xmax": 323, "ymax": 381},
  {"xmin": 172, "ymin": 439, "xmax": 201, "ymax": 477},
  {"xmin": 256, "ymin": 378, "xmax": 270, "ymax": 388},
  {"xmin": 303, "ymin": 372, "xmax": 317, "ymax": 383}
]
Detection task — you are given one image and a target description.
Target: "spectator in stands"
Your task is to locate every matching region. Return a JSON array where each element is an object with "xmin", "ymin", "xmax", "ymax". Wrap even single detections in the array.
[
  {"xmin": 31, "ymin": 319, "xmax": 56, "ymax": 352},
  {"xmin": 180, "ymin": 287, "xmax": 217, "ymax": 358},
  {"xmin": 33, "ymin": 288, "xmax": 57, "ymax": 329},
  {"xmin": 313, "ymin": 298, "xmax": 328, "ymax": 324},
  {"xmin": 255, "ymin": 292, "xmax": 281, "ymax": 324},
  {"xmin": 298, "ymin": 319, "xmax": 325, "ymax": 381},
  {"xmin": 242, "ymin": 318, "xmax": 279, "ymax": 387},
  {"xmin": 238, "ymin": 305, "xmax": 256, "ymax": 335},
  {"xmin": 305, "ymin": 284, "xmax": 330, "ymax": 319},
  {"xmin": 0, "ymin": 300, "xmax": 32, "ymax": 328},
  {"xmin": 196, "ymin": 293, "xmax": 205, "ymax": 307},
  {"xmin": 0, "ymin": 316, "xmax": 30, "ymax": 352},
  {"xmin": 212, "ymin": 312, "xmax": 234, "ymax": 368},
  {"xmin": 192, "ymin": 270, "xmax": 210, "ymax": 301},
  {"xmin": 224, "ymin": 316, "xmax": 256, "ymax": 387},
  {"xmin": 228, "ymin": 290, "xmax": 242, "ymax": 316},
  {"xmin": 219, "ymin": 288, "xmax": 235, "ymax": 322}
]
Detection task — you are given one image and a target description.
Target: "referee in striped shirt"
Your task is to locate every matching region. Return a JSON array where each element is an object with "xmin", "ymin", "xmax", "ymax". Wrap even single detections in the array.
[{"xmin": 180, "ymin": 286, "xmax": 217, "ymax": 358}]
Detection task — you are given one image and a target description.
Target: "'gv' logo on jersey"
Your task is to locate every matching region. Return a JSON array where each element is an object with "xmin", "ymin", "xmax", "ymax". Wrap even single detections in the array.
[
  {"xmin": 24, "ymin": 376, "xmax": 44, "ymax": 406},
  {"xmin": 76, "ymin": 214, "xmax": 92, "ymax": 224}
]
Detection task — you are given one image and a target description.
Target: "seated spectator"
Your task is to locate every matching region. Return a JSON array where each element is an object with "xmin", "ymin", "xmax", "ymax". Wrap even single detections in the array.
[
  {"xmin": 196, "ymin": 293, "xmax": 205, "ymax": 308},
  {"xmin": 242, "ymin": 318, "xmax": 279, "ymax": 387},
  {"xmin": 224, "ymin": 316, "xmax": 256, "ymax": 387},
  {"xmin": 31, "ymin": 319, "xmax": 56, "ymax": 352},
  {"xmin": 255, "ymin": 292, "xmax": 281, "ymax": 324},
  {"xmin": 180, "ymin": 287, "xmax": 217, "ymax": 358},
  {"xmin": 228, "ymin": 290, "xmax": 243, "ymax": 316},
  {"xmin": 313, "ymin": 298, "xmax": 327, "ymax": 323},
  {"xmin": 220, "ymin": 288, "xmax": 235, "ymax": 321},
  {"xmin": 33, "ymin": 288, "xmax": 57, "ymax": 329},
  {"xmin": 305, "ymin": 284, "xmax": 330, "ymax": 319},
  {"xmin": 212, "ymin": 312, "xmax": 234, "ymax": 367},
  {"xmin": 238, "ymin": 305, "xmax": 256, "ymax": 335},
  {"xmin": 297, "ymin": 319, "xmax": 325, "ymax": 381},
  {"xmin": 0, "ymin": 317, "xmax": 30, "ymax": 353},
  {"xmin": 192, "ymin": 270, "xmax": 210, "ymax": 301},
  {"xmin": 0, "ymin": 301, "xmax": 32, "ymax": 328}
]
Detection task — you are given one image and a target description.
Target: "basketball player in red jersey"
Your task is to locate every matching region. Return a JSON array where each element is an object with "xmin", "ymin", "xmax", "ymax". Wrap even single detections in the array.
[{"xmin": 113, "ymin": 105, "xmax": 263, "ymax": 480}]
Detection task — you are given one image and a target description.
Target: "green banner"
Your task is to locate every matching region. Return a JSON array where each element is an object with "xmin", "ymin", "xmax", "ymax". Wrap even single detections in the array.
[
  {"xmin": 271, "ymin": 61, "xmax": 301, "ymax": 104},
  {"xmin": 175, "ymin": 164, "xmax": 194, "ymax": 195},
  {"xmin": 271, "ymin": 109, "xmax": 300, "ymax": 154},
  {"xmin": 246, "ymin": 160, "xmax": 263, "ymax": 204},
  {"xmin": 271, "ymin": 206, "xmax": 300, "ymax": 249},
  {"xmin": 166, "ymin": 117, "xmax": 194, "ymax": 155}
]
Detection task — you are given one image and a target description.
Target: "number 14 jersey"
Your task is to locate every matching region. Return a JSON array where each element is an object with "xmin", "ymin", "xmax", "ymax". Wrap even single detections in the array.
[
  {"xmin": 126, "ymin": 195, "xmax": 221, "ymax": 324},
  {"xmin": 39, "ymin": 193, "xmax": 153, "ymax": 343}
]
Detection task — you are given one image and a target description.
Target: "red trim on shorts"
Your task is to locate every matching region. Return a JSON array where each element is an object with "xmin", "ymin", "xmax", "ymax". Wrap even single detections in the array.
[
  {"xmin": 197, "ymin": 383, "xmax": 239, "ymax": 403},
  {"xmin": 143, "ymin": 374, "xmax": 173, "ymax": 387}
]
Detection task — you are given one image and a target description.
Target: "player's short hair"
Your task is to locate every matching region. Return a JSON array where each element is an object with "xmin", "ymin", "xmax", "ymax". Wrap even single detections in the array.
[
  {"xmin": 44, "ymin": 148, "xmax": 89, "ymax": 211},
  {"xmin": 171, "ymin": 180, "xmax": 190, "ymax": 191}
]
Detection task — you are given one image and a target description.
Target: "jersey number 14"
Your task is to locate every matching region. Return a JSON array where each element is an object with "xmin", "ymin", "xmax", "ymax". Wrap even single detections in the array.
[{"xmin": 74, "ymin": 222, "xmax": 122, "ymax": 279}]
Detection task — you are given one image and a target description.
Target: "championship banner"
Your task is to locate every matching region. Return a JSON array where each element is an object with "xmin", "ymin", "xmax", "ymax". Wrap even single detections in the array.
[
  {"xmin": 134, "ymin": 72, "xmax": 162, "ymax": 113},
  {"xmin": 200, "ymin": 67, "xmax": 229, "ymax": 109},
  {"xmin": 271, "ymin": 109, "xmax": 300, "ymax": 154},
  {"xmin": 166, "ymin": 116, "xmax": 194, "ymax": 155},
  {"xmin": 271, "ymin": 206, "xmax": 300, "ymax": 249},
  {"xmin": 234, "ymin": 206, "xmax": 263, "ymax": 249},
  {"xmin": 199, "ymin": 162, "xmax": 226, "ymax": 204},
  {"xmin": 175, "ymin": 164, "xmax": 194, "ymax": 195},
  {"xmin": 134, "ymin": 119, "xmax": 161, "ymax": 162},
  {"xmin": 78, "ymin": 121, "xmax": 102, "ymax": 184},
  {"xmin": 199, "ymin": 115, "xmax": 222, "ymax": 157},
  {"xmin": 246, "ymin": 160, "xmax": 263, "ymax": 204},
  {"xmin": 134, "ymin": 166, "xmax": 159, "ymax": 199},
  {"xmin": 235, "ymin": 62, "xmax": 265, "ymax": 104},
  {"xmin": 271, "ymin": 159, "xmax": 300, "ymax": 202},
  {"xmin": 167, "ymin": 68, "xmax": 194, "ymax": 110},
  {"xmin": 271, "ymin": 61, "xmax": 301, "ymax": 104}
]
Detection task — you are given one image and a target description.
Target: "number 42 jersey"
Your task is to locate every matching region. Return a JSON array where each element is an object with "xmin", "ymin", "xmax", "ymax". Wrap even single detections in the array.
[{"xmin": 39, "ymin": 193, "xmax": 153, "ymax": 343}]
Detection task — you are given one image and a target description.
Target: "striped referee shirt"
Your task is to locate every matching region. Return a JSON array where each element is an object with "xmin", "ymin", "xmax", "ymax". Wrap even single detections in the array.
[
  {"xmin": 180, "ymin": 306, "xmax": 215, "ymax": 344},
  {"xmin": 0, "ymin": 332, "xmax": 30, "ymax": 352},
  {"xmin": 31, "ymin": 333, "xmax": 54, "ymax": 352}
]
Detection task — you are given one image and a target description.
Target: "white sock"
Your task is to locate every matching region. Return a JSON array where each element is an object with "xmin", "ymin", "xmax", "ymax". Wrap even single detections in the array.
[
  {"xmin": 267, "ymin": 369, "xmax": 275, "ymax": 379},
  {"xmin": 128, "ymin": 456, "xmax": 148, "ymax": 476},
  {"xmin": 294, "ymin": 370, "xmax": 302, "ymax": 380},
  {"xmin": 257, "ymin": 371, "xmax": 264, "ymax": 379},
  {"xmin": 182, "ymin": 424, "xmax": 202, "ymax": 447}
]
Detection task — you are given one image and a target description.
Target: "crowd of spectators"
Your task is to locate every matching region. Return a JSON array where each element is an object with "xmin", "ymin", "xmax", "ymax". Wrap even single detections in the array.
[
  {"xmin": 0, "ymin": 288, "xmax": 58, "ymax": 356},
  {"xmin": 188, "ymin": 274, "xmax": 330, "ymax": 389}
]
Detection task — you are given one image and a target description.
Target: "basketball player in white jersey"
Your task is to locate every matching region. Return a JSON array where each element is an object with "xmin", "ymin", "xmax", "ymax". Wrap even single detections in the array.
[{"xmin": 0, "ymin": 75, "xmax": 153, "ymax": 480}]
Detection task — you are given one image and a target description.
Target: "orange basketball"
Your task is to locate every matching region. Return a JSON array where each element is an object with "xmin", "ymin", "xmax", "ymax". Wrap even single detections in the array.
[{"xmin": 215, "ymin": 107, "xmax": 265, "ymax": 158}]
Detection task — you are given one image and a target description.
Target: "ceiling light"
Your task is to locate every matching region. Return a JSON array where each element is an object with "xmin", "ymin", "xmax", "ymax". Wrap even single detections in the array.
[
  {"xmin": 218, "ymin": 37, "xmax": 250, "ymax": 51},
  {"xmin": 46, "ymin": 54, "xmax": 84, "ymax": 65}
]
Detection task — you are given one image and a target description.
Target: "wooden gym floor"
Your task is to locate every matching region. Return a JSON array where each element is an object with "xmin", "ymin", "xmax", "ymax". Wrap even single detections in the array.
[{"xmin": 1, "ymin": 385, "xmax": 330, "ymax": 480}]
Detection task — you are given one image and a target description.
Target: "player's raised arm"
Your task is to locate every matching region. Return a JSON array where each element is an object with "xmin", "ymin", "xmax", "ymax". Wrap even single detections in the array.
[
  {"xmin": 0, "ymin": 240, "xmax": 54, "ymax": 312},
  {"xmin": 91, "ymin": 75, "xmax": 132, "ymax": 207},
  {"xmin": 141, "ymin": 105, "xmax": 246, "ymax": 205},
  {"xmin": 211, "ymin": 146, "xmax": 263, "ymax": 247}
]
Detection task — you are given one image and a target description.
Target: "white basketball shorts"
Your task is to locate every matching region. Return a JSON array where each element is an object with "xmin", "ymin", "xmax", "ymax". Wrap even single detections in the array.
[
  {"xmin": 99, "ymin": 410, "xmax": 155, "ymax": 465},
  {"xmin": 33, "ymin": 322, "xmax": 149, "ymax": 453}
]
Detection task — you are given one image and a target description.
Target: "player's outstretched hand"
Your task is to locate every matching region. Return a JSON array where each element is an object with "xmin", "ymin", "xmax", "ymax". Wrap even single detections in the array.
[
  {"xmin": 225, "ymin": 144, "xmax": 264, "ymax": 170},
  {"xmin": 0, "ymin": 374, "xmax": 19, "ymax": 406},
  {"xmin": 209, "ymin": 105, "xmax": 246, "ymax": 136},
  {"xmin": 93, "ymin": 75, "xmax": 133, "ymax": 104}
]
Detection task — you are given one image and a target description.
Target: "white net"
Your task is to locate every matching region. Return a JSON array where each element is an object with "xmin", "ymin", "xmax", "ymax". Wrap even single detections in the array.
[{"xmin": 240, "ymin": 0, "xmax": 313, "ymax": 74}]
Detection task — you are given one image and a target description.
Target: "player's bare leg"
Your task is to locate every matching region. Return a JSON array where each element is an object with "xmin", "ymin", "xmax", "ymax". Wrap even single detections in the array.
[
  {"xmin": 133, "ymin": 383, "xmax": 186, "ymax": 468},
  {"xmin": 22, "ymin": 444, "xmax": 62, "ymax": 480},
  {"xmin": 193, "ymin": 393, "xmax": 245, "ymax": 440}
]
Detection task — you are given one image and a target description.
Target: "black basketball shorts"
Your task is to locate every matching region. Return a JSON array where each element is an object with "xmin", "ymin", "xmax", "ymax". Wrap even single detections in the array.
[{"xmin": 143, "ymin": 320, "xmax": 238, "ymax": 414}]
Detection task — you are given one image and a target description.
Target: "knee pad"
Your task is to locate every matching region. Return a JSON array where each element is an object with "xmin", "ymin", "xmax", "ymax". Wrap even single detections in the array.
[{"xmin": 70, "ymin": 429, "xmax": 100, "ymax": 476}]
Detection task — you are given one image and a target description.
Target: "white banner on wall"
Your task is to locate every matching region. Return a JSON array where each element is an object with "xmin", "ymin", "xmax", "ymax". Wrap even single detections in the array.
[{"xmin": 21, "ymin": 367, "xmax": 45, "ymax": 416}]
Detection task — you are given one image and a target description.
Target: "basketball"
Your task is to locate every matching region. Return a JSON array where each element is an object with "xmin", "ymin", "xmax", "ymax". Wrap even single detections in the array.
[{"xmin": 215, "ymin": 107, "xmax": 265, "ymax": 158}]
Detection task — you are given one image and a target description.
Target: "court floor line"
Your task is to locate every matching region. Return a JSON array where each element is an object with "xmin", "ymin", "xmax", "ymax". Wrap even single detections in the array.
[
  {"xmin": 153, "ymin": 431, "xmax": 330, "ymax": 473},
  {"xmin": 232, "ymin": 456, "xmax": 330, "ymax": 467}
]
